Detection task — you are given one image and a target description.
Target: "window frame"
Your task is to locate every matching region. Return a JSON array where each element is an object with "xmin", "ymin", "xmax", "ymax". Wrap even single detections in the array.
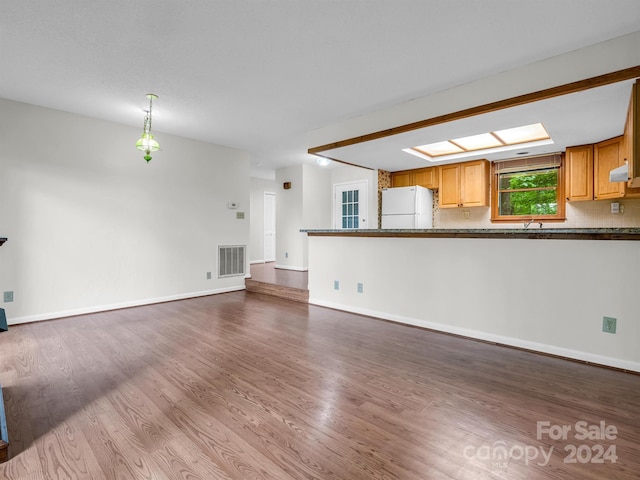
[{"xmin": 490, "ymin": 154, "xmax": 566, "ymax": 223}]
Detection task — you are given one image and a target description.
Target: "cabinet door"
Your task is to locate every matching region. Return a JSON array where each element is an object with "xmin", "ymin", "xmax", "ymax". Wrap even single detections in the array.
[
  {"xmin": 414, "ymin": 167, "xmax": 437, "ymax": 189},
  {"xmin": 439, "ymin": 164, "xmax": 461, "ymax": 208},
  {"xmin": 622, "ymin": 86, "xmax": 640, "ymax": 197},
  {"xmin": 391, "ymin": 171, "xmax": 413, "ymax": 187},
  {"xmin": 594, "ymin": 137, "xmax": 625, "ymax": 200},
  {"xmin": 460, "ymin": 160, "xmax": 490, "ymax": 207},
  {"xmin": 565, "ymin": 145, "xmax": 593, "ymax": 201}
]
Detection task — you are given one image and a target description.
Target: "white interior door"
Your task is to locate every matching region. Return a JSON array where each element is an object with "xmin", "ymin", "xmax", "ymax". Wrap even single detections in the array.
[
  {"xmin": 334, "ymin": 181, "xmax": 368, "ymax": 229},
  {"xmin": 264, "ymin": 192, "xmax": 276, "ymax": 262}
]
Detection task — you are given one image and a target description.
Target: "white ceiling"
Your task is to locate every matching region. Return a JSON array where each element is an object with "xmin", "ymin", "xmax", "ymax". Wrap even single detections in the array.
[
  {"xmin": 321, "ymin": 79, "xmax": 637, "ymax": 170},
  {"xmin": 2, "ymin": 1, "xmax": 640, "ymax": 177}
]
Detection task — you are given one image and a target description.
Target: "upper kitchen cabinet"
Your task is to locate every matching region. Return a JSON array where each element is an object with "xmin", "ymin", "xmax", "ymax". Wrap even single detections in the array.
[
  {"xmin": 624, "ymin": 79, "xmax": 640, "ymax": 189},
  {"xmin": 593, "ymin": 135, "xmax": 640, "ymax": 200},
  {"xmin": 594, "ymin": 137, "xmax": 625, "ymax": 200},
  {"xmin": 391, "ymin": 167, "xmax": 437, "ymax": 189},
  {"xmin": 391, "ymin": 170, "xmax": 412, "ymax": 188},
  {"xmin": 439, "ymin": 160, "xmax": 490, "ymax": 208},
  {"xmin": 565, "ymin": 145, "xmax": 593, "ymax": 202}
]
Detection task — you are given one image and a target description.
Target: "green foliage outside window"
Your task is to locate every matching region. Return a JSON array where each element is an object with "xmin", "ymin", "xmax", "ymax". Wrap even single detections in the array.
[{"xmin": 498, "ymin": 168, "xmax": 558, "ymax": 216}]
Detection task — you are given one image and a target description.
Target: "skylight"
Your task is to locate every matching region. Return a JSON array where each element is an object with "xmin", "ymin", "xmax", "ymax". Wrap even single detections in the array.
[{"xmin": 405, "ymin": 123, "xmax": 552, "ymax": 162}]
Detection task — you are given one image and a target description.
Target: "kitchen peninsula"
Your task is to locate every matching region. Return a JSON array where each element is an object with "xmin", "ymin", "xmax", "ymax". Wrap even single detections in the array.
[{"xmin": 303, "ymin": 228, "xmax": 640, "ymax": 373}]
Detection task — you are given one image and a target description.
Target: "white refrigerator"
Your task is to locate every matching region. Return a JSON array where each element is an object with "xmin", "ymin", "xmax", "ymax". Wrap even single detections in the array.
[{"xmin": 381, "ymin": 185, "xmax": 433, "ymax": 229}]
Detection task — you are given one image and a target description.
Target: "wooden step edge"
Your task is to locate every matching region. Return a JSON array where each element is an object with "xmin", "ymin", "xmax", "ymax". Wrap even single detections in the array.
[
  {"xmin": 245, "ymin": 279, "xmax": 308, "ymax": 294},
  {"xmin": 245, "ymin": 281, "xmax": 309, "ymax": 303}
]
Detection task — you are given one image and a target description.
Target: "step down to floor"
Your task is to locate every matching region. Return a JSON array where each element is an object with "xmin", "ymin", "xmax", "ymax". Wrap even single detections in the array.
[{"xmin": 245, "ymin": 279, "xmax": 309, "ymax": 303}]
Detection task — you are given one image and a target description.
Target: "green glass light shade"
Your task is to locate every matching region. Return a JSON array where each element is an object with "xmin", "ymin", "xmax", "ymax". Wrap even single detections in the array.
[{"xmin": 135, "ymin": 133, "xmax": 160, "ymax": 152}]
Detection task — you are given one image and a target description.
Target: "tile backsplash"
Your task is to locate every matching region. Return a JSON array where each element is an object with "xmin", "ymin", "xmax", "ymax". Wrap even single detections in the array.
[{"xmin": 435, "ymin": 198, "xmax": 640, "ymax": 229}]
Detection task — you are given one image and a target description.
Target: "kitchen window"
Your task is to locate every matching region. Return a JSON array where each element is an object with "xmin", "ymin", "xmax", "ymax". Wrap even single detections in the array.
[{"xmin": 491, "ymin": 153, "xmax": 565, "ymax": 223}]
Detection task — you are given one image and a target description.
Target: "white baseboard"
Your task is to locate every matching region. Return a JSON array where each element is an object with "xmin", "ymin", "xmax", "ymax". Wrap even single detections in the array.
[
  {"xmin": 274, "ymin": 264, "xmax": 308, "ymax": 272},
  {"xmin": 309, "ymin": 298, "xmax": 640, "ymax": 373},
  {"xmin": 8, "ymin": 286, "xmax": 246, "ymax": 326},
  {"xmin": 250, "ymin": 260, "xmax": 265, "ymax": 264}
]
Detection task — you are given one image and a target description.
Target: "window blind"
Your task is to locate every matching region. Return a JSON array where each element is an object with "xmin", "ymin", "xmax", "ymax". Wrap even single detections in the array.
[{"xmin": 493, "ymin": 153, "xmax": 562, "ymax": 174}]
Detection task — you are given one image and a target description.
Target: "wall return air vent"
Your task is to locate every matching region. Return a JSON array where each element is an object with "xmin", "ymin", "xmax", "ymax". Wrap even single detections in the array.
[{"xmin": 218, "ymin": 245, "xmax": 246, "ymax": 278}]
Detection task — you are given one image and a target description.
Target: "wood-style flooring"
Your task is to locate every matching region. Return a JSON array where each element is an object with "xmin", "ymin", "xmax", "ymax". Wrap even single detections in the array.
[
  {"xmin": 245, "ymin": 263, "xmax": 309, "ymax": 303},
  {"xmin": 0, "ymin": 292, "xmax": 639, "ymax": 479}
]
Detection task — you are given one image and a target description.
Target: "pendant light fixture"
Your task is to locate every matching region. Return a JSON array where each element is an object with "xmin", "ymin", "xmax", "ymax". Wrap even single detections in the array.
[{"xmin": 135, "ymin": 94, "xmax": 160, "ymax": 162}]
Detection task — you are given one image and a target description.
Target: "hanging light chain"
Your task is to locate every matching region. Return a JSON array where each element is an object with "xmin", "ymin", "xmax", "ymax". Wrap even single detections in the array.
[{"xmin": 135, "ymin": 94, "xmax": 160, "ymax": 163}]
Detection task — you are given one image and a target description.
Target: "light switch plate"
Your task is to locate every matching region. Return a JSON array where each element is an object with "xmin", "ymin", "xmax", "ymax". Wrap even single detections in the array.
[{"xmin": 602, "ymin": 316, "xmax": 617, "ymax": 334}]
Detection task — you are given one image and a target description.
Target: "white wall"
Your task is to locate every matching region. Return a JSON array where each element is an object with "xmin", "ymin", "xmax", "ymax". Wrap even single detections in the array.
[
  {"xmin": 0, "ymin": 98, "xmax": 250, "ymax": 324},
  {"xmin": 275, "ymin": 165, "xmax": 305, "ymax": 270},
  {"xmin": 302, "ymin": 164, "xmax": 332, "ymax": 265},
  {"xmin": 308, "ymin": 31, "xmax": 640, "ymax": 153},
  {"xmin": 308, "ymin": 235, "xmax": 640, "ymax": 371},
  {"xmin": 274, "ymin": 163, "xmax": 333, "ymax": 270},
  {"xmin": 249, "ymin": 177, "xmax": 278, "ymax": 263}
]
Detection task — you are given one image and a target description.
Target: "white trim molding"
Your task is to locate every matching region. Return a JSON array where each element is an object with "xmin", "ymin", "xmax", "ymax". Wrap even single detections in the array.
[
  {"xmin": 309, "ymin": 298, "xmax": 640, "ymax": 373},
  {"xmin": 8, "ymin": 286, "xmax": 245, "ymax": 326}
]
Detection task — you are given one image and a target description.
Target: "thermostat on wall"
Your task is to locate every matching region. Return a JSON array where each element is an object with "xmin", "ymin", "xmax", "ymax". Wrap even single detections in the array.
[{"xmin": 228, "ymin": 202, "xmax": 238, "ymax": 209}]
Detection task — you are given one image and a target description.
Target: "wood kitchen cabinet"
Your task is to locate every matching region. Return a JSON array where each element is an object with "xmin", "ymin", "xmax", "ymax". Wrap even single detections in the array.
[
  {"xmin": 594, "ymin": 136, "xmax": 627, "ymax": 200},
  {"xmin": 593, "ymin": 136, "xmax": 640, "ymax": 199},
  {"xmin": 625, "ymin": 79, "xmax": 640, "ymax": 187},
  {"xmin": 438, "ymin": 159, "xmax": 490, "ymax": 208},
  {"xmin": 566, "ymin": 136, "xmax": 640, "ymax": 202},
  {"xmin": 622, "ymin": 81, "xmax": 640, "ymax": 195},
  {"xmin": 565, "ymin": 145, "xmax": 593, "ymax": 201},
  {"xmin": 391, "ymin": 167, "xmax": 437, "ymax": 189}
]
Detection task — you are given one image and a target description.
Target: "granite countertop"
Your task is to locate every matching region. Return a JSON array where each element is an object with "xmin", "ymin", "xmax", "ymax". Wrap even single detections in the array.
[{"xmin": 301, "ymin": 228, "xmax": 640, "ymax": 240}]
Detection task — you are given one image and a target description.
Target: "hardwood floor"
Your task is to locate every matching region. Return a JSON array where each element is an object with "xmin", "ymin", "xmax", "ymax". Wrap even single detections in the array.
[
  {"xmin": 246, "ymin": 263, "xmax": 309, "ymax": 303},
  {"xmin": 0, "ymin": 292, "xmax": 638, "ymax": 479},
  {"xmin": 247, "ymin": 262, "xmax": 307, "ymax": 290}
]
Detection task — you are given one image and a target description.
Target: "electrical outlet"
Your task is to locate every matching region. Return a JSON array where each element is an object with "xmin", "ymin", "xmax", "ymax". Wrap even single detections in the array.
[
  {"xmin": 462, "ymin": 210, "xmax": 470, "ymax": 219},
  {"xmin": 602, "ymin": 316, "xmax": 617, "ymax": 334},
  {"xmin": 206, "ymin": 271, "xmax": 212, "ymax": 280},
  {"xmin": 334, "ymin": 280, "xmax": 339, "ymax": 291},
  {"xmin": 3, "ymin": 291, "xmax": 13, "ymax": 303},
  {"xmin": 357, "ymin": 282, "xmax": 363, "ymax": 293},
  {"xmin": 236, "ymin": 211, "xmax": 245, "ymax": 219}
]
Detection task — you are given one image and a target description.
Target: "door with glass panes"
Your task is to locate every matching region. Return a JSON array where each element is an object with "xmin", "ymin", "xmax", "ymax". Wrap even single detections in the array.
[{"xmin": 334, "ymin": 181, "xmax": 368, "ymax": 229}]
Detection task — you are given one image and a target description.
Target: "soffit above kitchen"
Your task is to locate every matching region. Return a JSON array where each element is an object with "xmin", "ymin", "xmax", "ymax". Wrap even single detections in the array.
[{"xmin": 311, "ymin": 76, "xmax": 638, "ymax": 172}]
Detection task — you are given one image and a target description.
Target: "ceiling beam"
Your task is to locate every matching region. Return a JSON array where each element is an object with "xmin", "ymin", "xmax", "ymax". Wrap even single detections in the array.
[{"xmin": 308, "ymin": 65, "xmax": 640, "ymax": 155}]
